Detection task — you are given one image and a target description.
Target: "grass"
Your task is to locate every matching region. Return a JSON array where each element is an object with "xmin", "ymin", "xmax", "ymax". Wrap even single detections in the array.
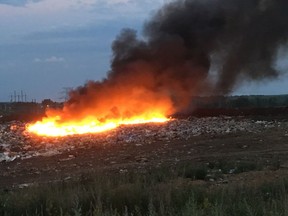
[{"xmin": 0, "ymin": 164, "xmax": 287, "ymax": 216}]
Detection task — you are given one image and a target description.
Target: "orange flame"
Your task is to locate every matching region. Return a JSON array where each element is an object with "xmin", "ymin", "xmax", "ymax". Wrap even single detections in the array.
[
  {"xmin": 27, "ymin": 91, "xmax": 172, "ymax": 137},
  {"xmin": 27, "ymin": 113, "xmax": 169, "ymax": 137},
  {"xmin": 26, "ymin": 68, "xmax": 180, "ymax": 137}
]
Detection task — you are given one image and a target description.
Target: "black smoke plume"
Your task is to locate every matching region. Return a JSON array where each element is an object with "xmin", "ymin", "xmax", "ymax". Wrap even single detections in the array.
[{"xmin": 66, "ymin": 0, "xmax": 288, "ymax": 117}]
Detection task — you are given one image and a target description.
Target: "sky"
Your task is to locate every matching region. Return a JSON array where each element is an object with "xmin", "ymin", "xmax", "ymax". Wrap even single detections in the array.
[{"xmin": 0, "ymin": 0, "xmax": 287, "ymax": 102}]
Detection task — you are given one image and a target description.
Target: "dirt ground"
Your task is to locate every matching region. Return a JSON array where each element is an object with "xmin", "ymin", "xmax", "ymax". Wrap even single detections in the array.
[{"xmin": 0, "ymin": 115, "xmax": 288, "ymax": 189}]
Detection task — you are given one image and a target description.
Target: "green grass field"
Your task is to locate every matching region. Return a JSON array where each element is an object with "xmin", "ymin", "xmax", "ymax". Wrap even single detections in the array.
[{"xmin": 0, "ymin": 163, "xmax": 287, "ymax": 216}]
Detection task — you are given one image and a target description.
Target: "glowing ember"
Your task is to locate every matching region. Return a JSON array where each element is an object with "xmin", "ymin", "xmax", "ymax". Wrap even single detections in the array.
[
  {"xmin": 26, "ymin": 76, "xmax": 175, "ymax": 137},
  {"xmin": 27, "ymin": 111, "xmax": 170, "ymax": 137}
]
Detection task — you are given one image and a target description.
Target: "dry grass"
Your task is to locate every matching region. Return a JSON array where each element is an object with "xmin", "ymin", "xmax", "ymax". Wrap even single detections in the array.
[{"xmin": 0, "ymin": 163, "xmax": 287, "ymax": 216}]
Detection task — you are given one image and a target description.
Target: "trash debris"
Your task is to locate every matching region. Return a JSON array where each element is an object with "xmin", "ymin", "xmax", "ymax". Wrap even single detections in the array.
[
  {"xmin": 0, "ymin": 117, "xmax": 285, "ymax": 162},
  {"xmin": 0, "ymin": 152, "xmax": 18, "ymax": 162}
]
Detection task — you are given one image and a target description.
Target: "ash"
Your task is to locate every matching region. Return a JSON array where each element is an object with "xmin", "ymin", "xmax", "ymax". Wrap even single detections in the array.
[{"xmin": 0, "ymin": 117, "xmax": 284, "ymax": 162}]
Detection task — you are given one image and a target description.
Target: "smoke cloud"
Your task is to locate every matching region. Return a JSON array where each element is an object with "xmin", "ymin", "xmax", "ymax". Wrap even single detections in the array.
[{"xmin": 65, "ymin": 0, "xmax": 288, "ymax": 117}]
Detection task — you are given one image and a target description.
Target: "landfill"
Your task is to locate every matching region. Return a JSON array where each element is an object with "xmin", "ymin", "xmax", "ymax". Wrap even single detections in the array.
[{"xmin": 0, "ymin": 117, "xmax": 284, "ymax": 162}]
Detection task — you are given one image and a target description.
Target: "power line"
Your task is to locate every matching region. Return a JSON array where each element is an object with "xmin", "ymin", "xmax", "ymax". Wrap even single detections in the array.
[{"xmin": 10, "ymin": 90, "xmax": 29, "ymax": 103}]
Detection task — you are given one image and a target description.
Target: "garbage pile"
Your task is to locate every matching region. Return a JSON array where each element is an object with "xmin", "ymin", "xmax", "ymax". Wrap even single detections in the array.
[{"xmin": 0, "ymin": 117, "xmax": 284, "ymax": 162}]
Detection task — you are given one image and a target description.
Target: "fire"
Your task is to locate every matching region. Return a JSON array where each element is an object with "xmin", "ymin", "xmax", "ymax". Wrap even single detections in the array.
[
  {"xmin": 27, "ymin": 95, "xmax": 172, "ymax": 137},
  {"xmin": 27, "ymin": 68, "xmax": 177, "ymax": 137},
  {"xmin": 27, "ymin": 114, "xmax": 169, "ymax": 137}
]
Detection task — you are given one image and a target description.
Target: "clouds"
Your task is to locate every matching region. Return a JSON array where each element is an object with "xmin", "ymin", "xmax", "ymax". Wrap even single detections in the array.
[
  {"xmin": 0, "ymin": 0, "xmax": 164, "ymax": 45},
  {"xmin": 0, "ymin": 0, "xmax": 166, "ymax": 101},
  {"xmin": 34, "ymin": 56, "xmax": 65, "ymax": 63},
  {"xmin": 0, "ymin": 0, "xmax": 94, "ymax": 10},
  {"xmin": 0, "ymin": 0, "xmax": 41, "ymax": 7},
  {"xmin": 0, "ymin": 0, "xmax": 163, "ymax": 14}
]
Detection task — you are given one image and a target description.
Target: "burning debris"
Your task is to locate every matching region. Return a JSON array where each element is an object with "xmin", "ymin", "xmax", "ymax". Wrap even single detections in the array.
[
  {"xmin": 1, "ymin": 117, "xmax": 286, "ymax": 162},
  {"xmin": 26, "ymin": 0, "xmax": 288, "ymax": 137}
]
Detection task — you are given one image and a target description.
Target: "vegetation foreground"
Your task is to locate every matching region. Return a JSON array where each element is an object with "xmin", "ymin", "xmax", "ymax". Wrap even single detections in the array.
[{"xmin": 0, "ymin": 163, "xmax": 287, "ymax": 216}]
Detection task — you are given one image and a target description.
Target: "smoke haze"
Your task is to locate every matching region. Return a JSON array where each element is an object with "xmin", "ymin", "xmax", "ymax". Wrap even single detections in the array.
[{"xmin": 65, "ymin": 0, "xmax": 288, "ymax": 117}]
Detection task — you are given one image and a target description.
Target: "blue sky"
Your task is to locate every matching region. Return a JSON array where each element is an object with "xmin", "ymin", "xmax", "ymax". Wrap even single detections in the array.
[{"xmin": 0, "ymin": 0, "xmax": 287, "ymax": 102}]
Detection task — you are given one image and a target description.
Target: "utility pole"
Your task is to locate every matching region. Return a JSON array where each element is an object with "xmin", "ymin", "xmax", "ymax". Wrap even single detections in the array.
[
  {"xmin": 14, "ymin": 91, "xmax": 16, "ymax": 102},
  {"xmin": 21, "ymin": 90, "xmax": 24, "ymax": 102}
]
